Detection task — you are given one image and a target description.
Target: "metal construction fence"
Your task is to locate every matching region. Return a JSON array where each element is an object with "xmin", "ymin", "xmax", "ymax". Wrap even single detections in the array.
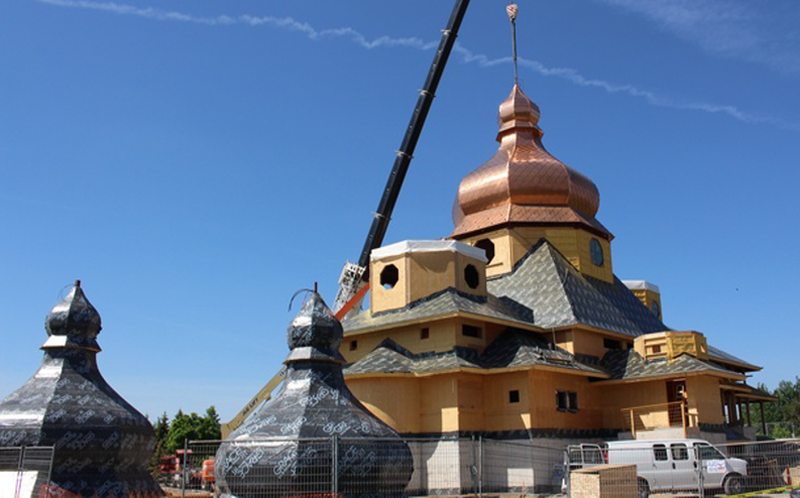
[
  {"xmin": 179, "ymin": 437, "xmax": 566, "ymax": 497},
  {"xmin": 0, "ymin": 446, "xmax": 55, "ymax": 498},
  {"xmin": 565, "ymin": 438, "xmax": 800, "ymax": 498},
  {"xmin": 176, "ymin": 437, "xmax": 800, "ymax": 497}
]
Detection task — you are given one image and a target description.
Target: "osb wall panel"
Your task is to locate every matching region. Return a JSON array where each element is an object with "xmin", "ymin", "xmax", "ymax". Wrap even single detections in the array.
[
  {"xmin": 371, "ymin": 254, "xmax": 408, "ymax": 313},
  {"xmin": 598, "ymin": 380, "xmax": 668, "ymax": 429},
  {"xmin": 456, "ymin": 373, "xmax": 485, "ymax": 431},
  {"xmin": 528, "ymin": 370, "xmax": 604, "ymax": 429},
  {"xmin": 341, "ymin": 319, "xmax": 457, "ymax": 364},
  {"xmin": 482, "ymin": 371, "xmax": 531, "ymax": 431},
  {"xmin": 407, "ymin": 251, "xmax": 456, "ymax": 304},
  {"xmin": 459, "ymin": 228, "xmax": 516, "ymax": 277},
  {"xmin": 686, "ymin": 375, "xmax": 724, "ymax": 426},
  {"xmin": 455, "ymin": 252, "xmax": 488, "ymax": 296},
  {"xmin": 421, "ymin": 374, "xmax": 460, "ymax": 433},
  {"xmin": 347, "ymin": 376, "xmax": 421, "ymax": 433}
]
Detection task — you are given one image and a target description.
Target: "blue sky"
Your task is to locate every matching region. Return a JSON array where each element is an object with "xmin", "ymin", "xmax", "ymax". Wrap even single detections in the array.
[{"xmin": 1, "ymin": 0, "xmax": 799, "ymax": 422}]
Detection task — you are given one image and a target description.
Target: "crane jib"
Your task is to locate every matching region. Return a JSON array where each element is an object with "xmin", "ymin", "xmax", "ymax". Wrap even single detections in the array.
[{"xmin": 356, "ymin": 0, "xmax": 471, "ymax": 275}]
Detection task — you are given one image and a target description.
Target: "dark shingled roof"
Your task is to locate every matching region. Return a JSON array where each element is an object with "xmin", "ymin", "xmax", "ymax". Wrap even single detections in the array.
[
  {"xmin": 344, "ymin": 330, "xmax": 608, "ymax": 377},
  {"xmin": 342, "ymin": 239, "xmax": 669, "ymax": 337},
  {"xmin": 487, "ymin": 240, "xmax": 669, "ymax": 337},
  {"xmin": 342, "ymin": 287, "xmax": 534, "ymax": 333},
  {"xmin": 600, "ymin": 349, "xmax": 743, "ymax": 380},
  {"xmin": 707, "ymin": 345, "xmax": 760, "ymax": 370},
  {"xmin": 342, "ymin": 239, "xmax": 758, "ymax": 378}
]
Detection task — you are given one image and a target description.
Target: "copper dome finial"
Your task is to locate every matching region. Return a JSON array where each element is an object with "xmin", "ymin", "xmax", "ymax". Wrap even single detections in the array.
[
  {"xmin": 451, "ymin": 84, "xmax": 609, "ymax": 240},
  {"xmin": 497, "ymin": 84, "xmax": 542, "ymax": 140}
]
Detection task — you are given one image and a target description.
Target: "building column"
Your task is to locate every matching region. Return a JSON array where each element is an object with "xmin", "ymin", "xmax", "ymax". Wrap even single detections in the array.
[
  {"xmin": 759, "ymin": 401, "xmax": 767, "ymax": 436},
  {"xmin": 745, "ymin": 401, "xmax": 752, "ymax": 427}
]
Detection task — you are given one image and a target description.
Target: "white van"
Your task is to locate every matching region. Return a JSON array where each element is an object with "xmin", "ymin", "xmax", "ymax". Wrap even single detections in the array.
[{"xmin": 564, "ymin": 439, "xmax": 747, "ymax": 498}]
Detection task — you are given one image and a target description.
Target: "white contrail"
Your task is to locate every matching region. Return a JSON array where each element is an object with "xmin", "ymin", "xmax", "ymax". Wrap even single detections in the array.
[{"xmin": 36, "ymin": 0, "xmax": 799, "ymax": 132}]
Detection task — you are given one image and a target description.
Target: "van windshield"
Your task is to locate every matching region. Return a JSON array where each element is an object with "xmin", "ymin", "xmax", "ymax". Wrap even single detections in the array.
[{"xmin": 695, "ymin": 443, "xmax": 725, "ymax": 460}]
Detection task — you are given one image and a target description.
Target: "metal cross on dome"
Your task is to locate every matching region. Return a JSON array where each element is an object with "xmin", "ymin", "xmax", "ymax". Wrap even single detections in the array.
[{"xmin": 507, "ymin": 2, "xmax": 520, "ymax": 84}]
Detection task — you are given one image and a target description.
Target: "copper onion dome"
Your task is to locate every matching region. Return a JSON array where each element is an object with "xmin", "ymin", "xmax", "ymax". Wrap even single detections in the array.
[{"xmin": 452, "ymin": 84, "xmax": 611, "ymax": 239}]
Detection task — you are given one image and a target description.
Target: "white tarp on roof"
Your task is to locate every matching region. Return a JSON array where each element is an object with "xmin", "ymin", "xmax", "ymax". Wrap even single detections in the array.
[
  {"xmin": 622, "ymin": 280, "xmax": 660, "ymax": 293},
  {"xmin": 371, "ymin": 240, "xmax": 488, "ymax": 263}
]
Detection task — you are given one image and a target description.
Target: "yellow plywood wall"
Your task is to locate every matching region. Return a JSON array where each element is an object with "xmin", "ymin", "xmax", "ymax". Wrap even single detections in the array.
[
  {"xmin": 629, "ymin": 288, "xmax": 662, "ymax": 321},
  {"xmin": 406, "ymin": 251, "xmax": 456, "ymax": 304},
  {"xmin": 457, "ymin": 228, "xmax": 517, "ymax": 277},
  {"xmin": 459, "ymin": 227, "xmax": 613, "ymax": 283},
  {"xmin": 483, "ymin": 371, "xmax": 532, "ymax": 431},
  {"xmin": 341, "ymin": 319, "xmax": 457, "ymax": 364},
  {"xmin": 371, "ymin": 250, "xmax": 487, "ymax": 314},
  {"xmin": 598, "ymin": 380, "xmax": 669, "ymax": 429},
  {"xmin": 371, "ymin": 254, "xmax": 408, "ymax": 313},
  {"xmin": 571, "ymin": 330, "xmax": 608, "ymax": 358},
  {"xmin": 575, "ymin": 230, "xmax": 613, "ymax": 283},
  {"xmin": 686, "ymin": 376, "xmax": 724, "ymax": 426},
  {"xmin": 346, "ymin": 377, "xmax": 422, "ymax": 433},
  {"xmin": 421, "ymin": 374, "xmax": 460, "ymax": 433},
  {"xmin": 634, "ymin": 331, "xmax": 708, "ymax": 362},
  {"xmin": 555, "ymin": 331, "xmax": 575, "ymax": 354},
  {"xmin": 528, "ymin": 370, "xmax": 604, "ymax": 429},
  {"xmin": 451, "ymin": 317, "xmax": 497, "ymax": 353},
  {"xmin": 456, "ymin": 374, "xmax": 485, "ymax": 431},
  {"xmin": 454, "ymin": 252, "xmax": 488, "ymax": 296}
]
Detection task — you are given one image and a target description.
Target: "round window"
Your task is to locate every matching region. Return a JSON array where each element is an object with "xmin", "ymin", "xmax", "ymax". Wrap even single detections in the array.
[
  {"xmin": 464, "ymin": 264, "xmax": 480, "ymax": 289},
  {"xmin": 380, "ymin": 264, "xmax": 399, "ymax": 289},
  {"xmin": 590, "ymin": 238, "xmax": 604, "ymax": 267},
  {"xmin": 474, "ymin": 239, "xmax": 495, "ymax": 264},
  {"xmin": 651, "ymin": 300, "xmax": 660, "ymax": 318}
]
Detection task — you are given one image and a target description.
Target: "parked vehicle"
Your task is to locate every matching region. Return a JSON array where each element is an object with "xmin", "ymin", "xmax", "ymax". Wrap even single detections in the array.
[{"xmin": 564, "ymin": 439, "xmax": 747, "ymax": 498}]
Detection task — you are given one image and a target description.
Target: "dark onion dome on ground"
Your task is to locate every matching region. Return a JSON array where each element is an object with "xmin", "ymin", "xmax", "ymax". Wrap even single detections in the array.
[
  {"xmin": 0, "ymin": 281, "xmax": 162, "ymax": 498},
  {"xmin": 214, "ymin": 291, "xmax": 413, "ymax": 498},
  {"xmin": 452, "ymin": 84, "xmax": 612, "ymax": 239}
]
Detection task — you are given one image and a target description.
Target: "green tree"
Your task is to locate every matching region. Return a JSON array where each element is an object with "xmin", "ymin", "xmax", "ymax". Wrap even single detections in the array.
[
  {"xmin": 750, "ymin": 378, "xmax": 800, "ymax": 438},
  {"xmin": 149, "ymin": 412, "xmax": 170, "ymax": 471},
  {"xmin": 200, "ymin": 406, "xmax": 222, "ymax": 440},
  {"xmin": 164, "ymin": 406, "xmax": 222, "ymax": 454}
]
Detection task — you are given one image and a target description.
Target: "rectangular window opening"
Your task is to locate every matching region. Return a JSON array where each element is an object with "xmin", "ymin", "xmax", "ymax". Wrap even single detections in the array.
[
  {"xmin": 462, "ymin": 325, "xmax": 482, "ymax": 339},
  {"xmin": 420, "ymin": 327, "xmax": 430, "ymax": 340},
  {"xmin": 603, "ymin": 338, "xmax": 621, "ymax": 350},
  {"xmin": 557, "ymin": 390, "xmax": 579, "ymax": 412},
  {"xmin": 556, "ymin": 391, "xmax": 569, "ymax": 411},
  {"xmin": 568, "ymin": 391, "xmax": 579, "ymax": 412},
  {"xmin": 509, "ymin": 390, "xmax": 520, "ymax": 404},
  {"xmin": 349, "ymin": 340, "xmax": 358, "ymax": 351},
  {"xmin": 654, "ymin": 444, "xmax": 668, "ymax": 461}
]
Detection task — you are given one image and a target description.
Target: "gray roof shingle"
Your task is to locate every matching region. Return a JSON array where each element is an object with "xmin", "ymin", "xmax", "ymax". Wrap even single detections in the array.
[
  {"xmin": 344, "ymin": 330, "xmax": 608, "ymax": 377},
  {"xmin": 600, "ymin": 349, "xmax": 743, "ymax": 380},
  {"xmin": 487, "ymin": 240, "xmax": 669, "ymax": 337},
  {"xmin": 343, "ymin": 287, "xmax": 533, "ymax": 333}
]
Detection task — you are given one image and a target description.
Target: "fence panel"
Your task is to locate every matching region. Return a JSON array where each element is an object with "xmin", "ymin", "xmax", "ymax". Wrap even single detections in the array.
[
  {"xmin": 0, "ymin": 446, "xmax": 54, "ymax": 498},
  {"xmin": 709, "ymin": 438, "xmax": 800, "ymax": 497},
  {"xmin": 481, "ymin": 439, "xmax": 564, "ymax": 495},
  {"xmin": 185, "ymin": 436, "xmax": 584, "ymax": 497}
]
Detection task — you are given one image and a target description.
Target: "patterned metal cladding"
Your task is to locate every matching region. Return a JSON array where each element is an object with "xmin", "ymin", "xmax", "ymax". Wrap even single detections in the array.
[
  {"xmin": 452, "ymin": 84, "xmax": 606, "ymax": 238},
  {"xmin": 215, "ymin": 291, "xmax": 413, "ymax": 498},
  {"xmin": 0, "ymin": 282, "xmax": 162, "ymax": 497}
]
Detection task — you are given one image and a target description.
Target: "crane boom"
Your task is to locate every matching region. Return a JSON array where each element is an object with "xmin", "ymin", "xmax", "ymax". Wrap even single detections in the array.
[
  {"xmin": 223, "ymin": 1, "xmax": 472, "ymax": 436},
  {"xmin": 334, "ymin": 0, "xmax": 471, "ymax": 313}
]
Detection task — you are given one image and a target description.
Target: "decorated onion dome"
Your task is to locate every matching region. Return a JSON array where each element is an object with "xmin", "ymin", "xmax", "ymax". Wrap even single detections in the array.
[
  {"xmin": 214, "ymin": 291, "xmax": 413, "ymax": 498},
  {"xmin": 0, "ymin": 281, "xmax": 162, "ymax": 497},
  {"xmin": 452, "ymin": 84, "xmax": 611, "ymax": 239}
]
